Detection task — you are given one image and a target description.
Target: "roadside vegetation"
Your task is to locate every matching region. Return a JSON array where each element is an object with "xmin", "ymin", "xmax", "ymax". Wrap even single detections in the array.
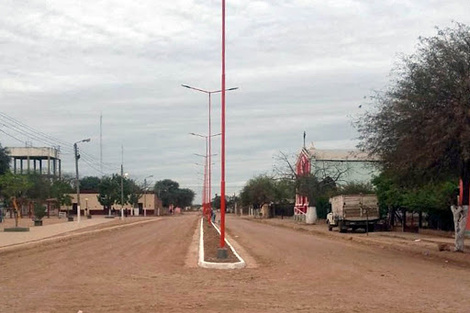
[
  {"xmin": 0, "ymin": 145, "xmax": 194, "ymax": 220},
  {"xmin": 237, "ymin": 23, "xmax": 469, "ymax": 250}
]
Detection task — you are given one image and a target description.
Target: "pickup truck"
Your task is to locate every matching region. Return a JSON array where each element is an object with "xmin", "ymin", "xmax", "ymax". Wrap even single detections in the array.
[{"xmin": 327, "ymin": 194, "xmax": 379, "ymax": 233}]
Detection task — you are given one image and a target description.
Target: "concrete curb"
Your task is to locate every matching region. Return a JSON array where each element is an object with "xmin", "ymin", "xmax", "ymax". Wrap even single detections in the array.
[
  {"xmin": 198, "ymin": 218, "xmax": 246, "ymax": 269},
  {"xmin": 0, "ymin": 218, "xmax": 161, "ymax": 254}
]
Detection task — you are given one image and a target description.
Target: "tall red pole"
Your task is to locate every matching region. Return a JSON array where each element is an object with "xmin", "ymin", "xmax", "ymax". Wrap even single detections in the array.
[
  {"xmin": 202, "ymin": 151, "xmax": 207, "ymax": 217},
  {"xmin": 220, "ymin": 0, "xmax": 226, "ymax": 249},
  {"xmin": 208, "ymin": 93, "xmax": 212, "ymax": 214},
  {"xmin": 205, "ymin": 138, "xmax": 210, "ymax": 221}
]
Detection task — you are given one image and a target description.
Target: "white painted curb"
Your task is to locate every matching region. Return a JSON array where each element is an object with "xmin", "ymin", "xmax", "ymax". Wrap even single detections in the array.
[{"xmin": 198, "ymin": 218, "xmax": 246, "ymax": 269}]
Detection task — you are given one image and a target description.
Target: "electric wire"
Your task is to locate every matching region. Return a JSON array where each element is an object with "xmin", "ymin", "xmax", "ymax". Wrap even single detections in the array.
[{"xmin": 0, "ymin": 112, "xmax": 119, "ymax": 176}]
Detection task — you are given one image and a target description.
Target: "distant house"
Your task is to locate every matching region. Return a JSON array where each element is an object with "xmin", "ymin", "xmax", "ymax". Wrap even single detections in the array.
[
  {"xmin": 294, "ymin": 144, "xmax": 381, "ymax": 217},
  {"xmin": 309, "ymin": 147, "xmax": 381, "ymax": 185},
  {"xmin": 59, "ymin": 192, "xmax": 162, "ymax": 216}
]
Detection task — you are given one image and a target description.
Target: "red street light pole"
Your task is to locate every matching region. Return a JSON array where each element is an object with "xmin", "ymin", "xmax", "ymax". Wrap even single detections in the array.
[
  {"xmin": 194, "ymin": 149, "xmax": 208, "ymax": 218},
  {"xmin": 190, "ymin": 132, "xmax": 221, "ymax": 219},
  {"xmin": 219, "ymin": 0, "xmax": 228, "ymax": 255},
  {"xmin": 182, "ymin": 84, "xmax": 237, "ymax": 219}
]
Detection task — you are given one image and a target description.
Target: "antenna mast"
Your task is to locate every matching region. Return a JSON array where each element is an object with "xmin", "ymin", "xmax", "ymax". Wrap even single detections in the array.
[{"xmin": 100, "ymin": 113, "xmax": 103, "ymax": 173}]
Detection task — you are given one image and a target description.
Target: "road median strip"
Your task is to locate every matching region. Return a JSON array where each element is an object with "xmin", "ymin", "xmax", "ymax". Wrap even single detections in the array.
[{"xmin": 198, "ymin": 218, "xmax": 246, "ymax": 269}]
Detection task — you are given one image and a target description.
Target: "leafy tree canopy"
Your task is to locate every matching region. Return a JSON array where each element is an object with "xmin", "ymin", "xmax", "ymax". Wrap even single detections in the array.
[
  {"xmin": 0, "ymin": 144, "xmax": 10, "ymax": 175},
  {"xmin": 372, "ymin": 172, "xmax": 457, "ymax": 214},
  {"xmin": 239, "ymin": 175, "xmax": 295, "ymax": 208},
  {"xmin": 357, "ymin": 23, "xmax": 470, "ymax": 188},
  {"xmin": 51, "ymin": 179, "xmax": 74, "ymax": 207},
  {"xmin": 97, "ymin": 175, "xmax": 120, "ymax": 209},
  {"xmin": 25, "ymin": 173, "xmax": 51, "ymax": 202},
  {"xmin": 153, "ymin": 179, "xmax": 195, "ymax": 207},
  {"xmin": 80, "ymin": 176, "xmax": 101, "ymax": 192},
  {"xmin": 0, "ymin": 172, "xmax": 33, "ymax": 200}
]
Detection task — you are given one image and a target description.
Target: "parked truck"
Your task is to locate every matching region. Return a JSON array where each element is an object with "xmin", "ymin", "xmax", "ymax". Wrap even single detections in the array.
[{"xmin": 327, "ymin": 194, "xmax": 379, "ymax": 233}]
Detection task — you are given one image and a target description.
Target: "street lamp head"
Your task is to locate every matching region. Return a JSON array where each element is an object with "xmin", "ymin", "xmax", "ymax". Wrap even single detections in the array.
[
  {"xmin": 82, "ymin": 138, "xmax": 91, "ymax": 143},
  {"xmin": 227, "ymin": 87, "xmax": 239, "ymax": 91},
  {"xmin": 181, "ymin": 84, "xmax": 191, "ymax": 89},
  {"xmin": 189, "ymin": 132, "xmax": 206, "ymax": 138}
]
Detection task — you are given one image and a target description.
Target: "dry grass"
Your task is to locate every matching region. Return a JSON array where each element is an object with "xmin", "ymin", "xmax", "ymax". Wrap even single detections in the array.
[{"xmin": 202, "ymin": 217, "xmax": 239, "ymax": 263}]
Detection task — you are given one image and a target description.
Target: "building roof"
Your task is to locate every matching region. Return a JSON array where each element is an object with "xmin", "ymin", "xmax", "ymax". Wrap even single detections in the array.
[
  {"xmin": 6, "ymin": 147, "xmax": 60, "ymax": 160},
  {"xmin": 308, "ymin": 148, "xmax": 380, "ymax": 162}
]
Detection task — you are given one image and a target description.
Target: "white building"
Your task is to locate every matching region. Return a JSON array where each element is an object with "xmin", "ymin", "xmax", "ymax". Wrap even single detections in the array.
[{"xmin": 308, "ymin": 146, "xmax": 381, "ymax": 185}]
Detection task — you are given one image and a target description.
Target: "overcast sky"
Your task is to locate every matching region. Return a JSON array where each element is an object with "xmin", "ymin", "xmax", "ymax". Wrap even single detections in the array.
[{"xmin": 0, "ymin": 1, "xmax": 468, "ymax": 203}]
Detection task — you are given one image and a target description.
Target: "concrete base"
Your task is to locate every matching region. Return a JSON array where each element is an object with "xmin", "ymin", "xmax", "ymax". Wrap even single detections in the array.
[
  {"xmin": 217, "ymin": 247, "xmax": 228, "ymax": 259},
  {"xmin": 105, "ymin": 215, "xmax": 115, "ymax": 219},
  {"xmin": 4, "ymin": 227, "xmax": 30, "ymax": 232},
  {"xmin": 34, "ymin": 220, "xmax": 43, "ymax": 226},
  {"xmin": 67, "ymin": 216, "xmax": 74, "ymax": 222}
]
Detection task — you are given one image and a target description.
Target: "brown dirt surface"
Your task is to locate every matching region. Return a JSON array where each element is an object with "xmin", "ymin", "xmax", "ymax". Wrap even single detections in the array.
[
  {"xmin": 0, "ymin": 213, "xmax": 469, "ymax": 312},
  {"xmin": 247, "ymin": 216, "xmax": 470, "ymax": 267},
  {"xmin": 1, "ymin": 216, "xmax": 68, "ymax": 230},
  {"xmin": 202, "ymin": 217, "xmax": 239, "ymax": 263}
]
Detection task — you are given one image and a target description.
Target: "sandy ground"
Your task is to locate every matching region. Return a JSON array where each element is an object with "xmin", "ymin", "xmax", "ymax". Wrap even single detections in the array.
[
  {"xmin": 0, "ymin": 215, "xmax": 70, "ymax": 230},
  {"xmin": 0, "ymin": 213, "xmax": 469, "ymax": 312}
]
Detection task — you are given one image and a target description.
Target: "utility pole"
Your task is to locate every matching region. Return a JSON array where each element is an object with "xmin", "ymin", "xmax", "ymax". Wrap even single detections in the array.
[
  {"xmin": 120, "ymin": 145, "xmax": 125, "ymax": 220},
  {"xmin": 74, "ymin": 143, "xmax": 80, "ymax": 222},
  {"xmin": 74, "ymin": 138, "xmax": 91, "ymax": 223},
  {"xmin": 121, "ymin": 163, "xmax": 124, "ymax": 220}
]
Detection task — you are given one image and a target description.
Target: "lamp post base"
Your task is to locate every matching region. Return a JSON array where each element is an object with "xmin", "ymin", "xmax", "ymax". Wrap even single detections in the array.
[{"xmin": 217, "ymin": 247, "xmax": 228, "ymax": 259}]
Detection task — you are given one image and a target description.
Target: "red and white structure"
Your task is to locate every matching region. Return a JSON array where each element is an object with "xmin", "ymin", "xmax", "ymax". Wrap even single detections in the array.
[{"xmin": 294, "ymin": 147, "xmax": 311, "ymax": 217}]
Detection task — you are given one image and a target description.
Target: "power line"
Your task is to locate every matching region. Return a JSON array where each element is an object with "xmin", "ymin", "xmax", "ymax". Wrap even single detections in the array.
[{"xmin": 0, "ymin": 112, "xmax": 113, "ymax": 176}]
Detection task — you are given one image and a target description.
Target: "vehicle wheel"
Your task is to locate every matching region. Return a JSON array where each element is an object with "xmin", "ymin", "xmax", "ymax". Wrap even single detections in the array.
[
  {"xmin": 368, "ymin": 224, "xmax": 375, "ymax": 232},
  {"xmin": 339, "ymin": 221, "xmax": 347, "ymax": 233},
  {"xmin": 328, "ymin": 224, "xmax": 333, "ymax": 231}
]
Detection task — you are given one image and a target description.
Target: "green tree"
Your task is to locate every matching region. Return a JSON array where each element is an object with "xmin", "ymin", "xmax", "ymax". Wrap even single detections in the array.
[
  {"xmin": 212, "ymin": 194, "xmax": 221, "ymax": 209},
  {"xmin": 80, "ymin": 176, "xmax": 101, "ymax": 192},
  {"xmin": 0, "ymin": 144, "xmax": 10, "ymax": 175},
  {"xmin": 174, "ymin": 188, "xmax": 195, "ymax": 208},
  {"xmin": 273, "ymin": 178, "xmax": 295, "ymax": 204},
  {"xmin": 154, "ymin": 179, "xmax": 180, "ymax": 207},
  {"xmin": 357, "ymin": 23, "xmax": 470, "ymax": 250},
  {"xmin": 336, "ymin": 182, "xmax": 375, "ymax": 196},
  {"xmin": 127, "ymin": 179, "xmax": 143, "ymax": 208},
  {"xmin": 0, "ymin": 172, "xmax": 33, "ymax": 227},
  {"xmin": 51, "ymin": 179, "xmax": 74, "ymax": 214},
  {"xmin": 25, "ymin": 173, "xmax": 51, "ymax": 203},
  {"xmin": 240, "ymin": 175, "xmax": 277, "ymax": 208},
  {"xmin": 33, "ymin": 202, "xmax": 47, "ymax": 220},
  {"xmin": 372, "ymin": 172, "xmax": 456, "ymax": 229},
  {"xmin": 97, "ymin": 175, "xmax": 120, "ymax": 214}
]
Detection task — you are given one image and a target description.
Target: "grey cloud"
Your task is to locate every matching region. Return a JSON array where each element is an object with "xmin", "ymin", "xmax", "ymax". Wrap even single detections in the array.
[{"xmin": 1, "ymin": 0, "xmax": 469, "ymax": 203}]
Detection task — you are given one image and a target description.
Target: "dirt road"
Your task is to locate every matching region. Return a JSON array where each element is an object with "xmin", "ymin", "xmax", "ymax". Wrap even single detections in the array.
[{"xmin": 0, "ymin": 213, "xmax": 469, "ymax": 312}]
